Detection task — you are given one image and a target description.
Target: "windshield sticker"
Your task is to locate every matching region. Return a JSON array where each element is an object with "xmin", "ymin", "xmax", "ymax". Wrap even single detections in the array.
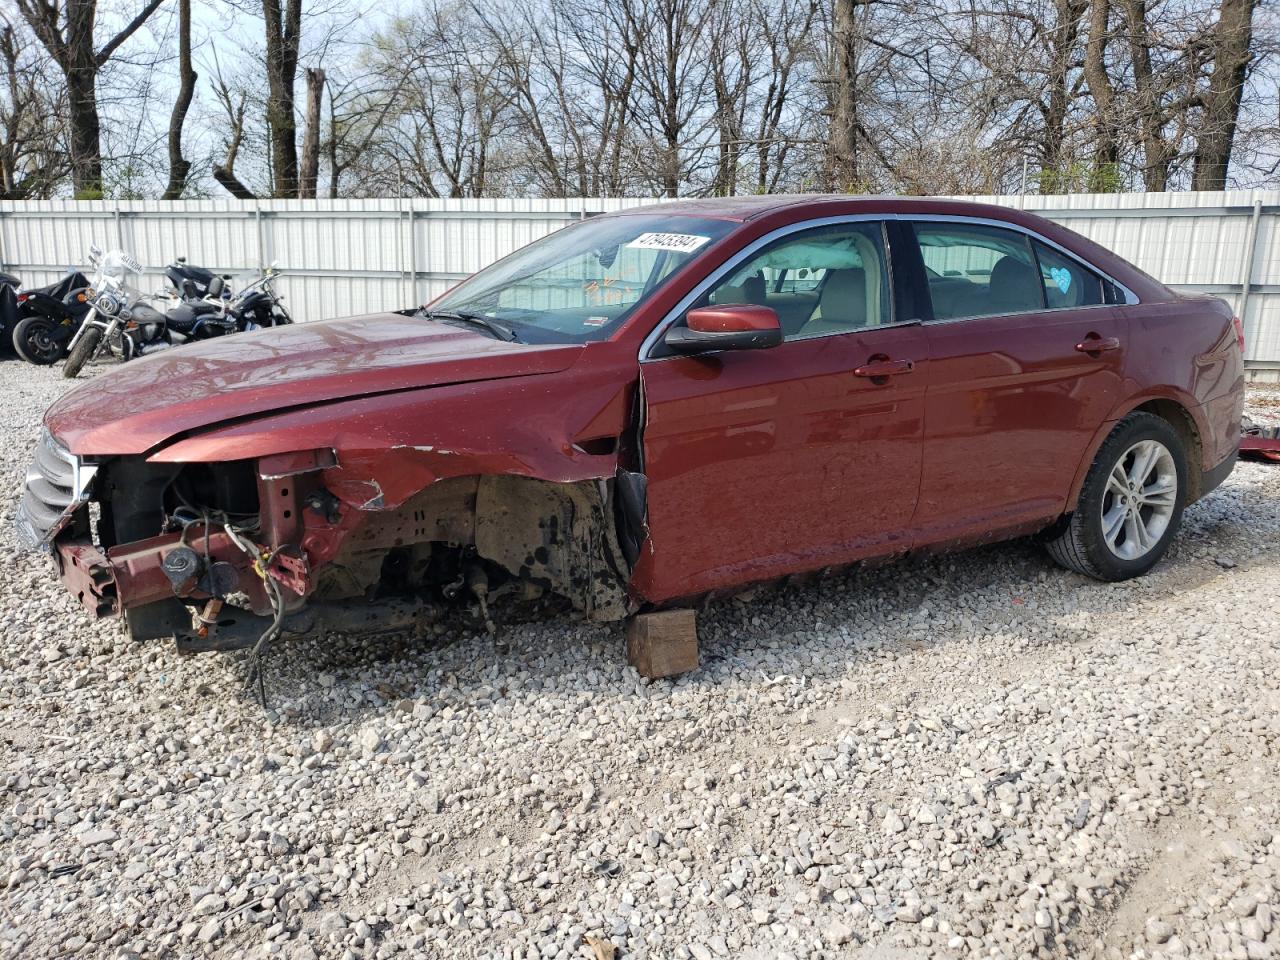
[
  {"xmin": 583, "ymin": 316, "xmax": 609, "ymax": 327},
  {"xmin": 626, "ymin": 232, "xmax": 712, "ymax": 254},
  {"xmin": 1049, "ymin": 267, "xmax": 1072, "ymax": 294}
]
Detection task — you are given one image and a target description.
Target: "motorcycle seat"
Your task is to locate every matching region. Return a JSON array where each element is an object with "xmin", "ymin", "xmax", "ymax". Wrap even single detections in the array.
[
  {"xmin": 166, "ymin": 301, "xmax": 225, "ymax": 334},
  {"xmin": 129, "ymin": 302, "xmax": 167, "ymax": 325}
]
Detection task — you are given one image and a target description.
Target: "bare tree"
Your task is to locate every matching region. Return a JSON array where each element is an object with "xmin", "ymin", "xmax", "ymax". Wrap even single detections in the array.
[
  {"xmin": 1083, "ymin": 0, "xmax": 1119, "ymax": 183},
  {"xmin": 8, "ymin": 0, "xmax": 1275, "ymax": 197},
  {"xmin": 16, "ymin": 0, "xmax": 166, "ymax": 196},
  {"xmin": 0, "ymin": 19, "xmax": 71, "ymax": 198},
  {"xmin": 1191, "ymin": 0, "xmax": 1257, "ymax": 188},
  {"xmin": 262, "ymin": 0, "xmax": 302, "ymax": 197},
  {"xmin": 540, "ymin": 0, "xmax": 644, "ymax": 195},
  {"xmin": 362, "ymin": 5, "xmax": 515, "ymax": 198},
  {"xmin": 750, "ymin": 0, "xmax": 822, "ymax": 193},
  {"xmin": 162, "ymin": 0, "xmax": 196, "ymax": 198},
  {"xmin": 322, "ymin": 70, "xmax": 404, "ymax": 197},
  {"xmin": 211, "ymin": 69, "xmax": 256, "ymax": 199},
  {"xmin": 826, "ymin": 0, "xmax": 875, "ymax": 190},
  {"xmin": 630, "ymin": 0, "xmax": 719, "ymax": 196},
  {"xmin": 298, "ymin": 66, "xmax": 324, "ymax": 198},
  {"xmin": 1123, "ymin": 0, "xmax": 1169, "ymax": 189}
]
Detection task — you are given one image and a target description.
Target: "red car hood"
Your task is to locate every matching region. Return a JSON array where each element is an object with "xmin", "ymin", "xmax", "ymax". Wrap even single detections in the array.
[{"xmin": 46, "ymin": 313, "xmax": 583, "ymax": 456}]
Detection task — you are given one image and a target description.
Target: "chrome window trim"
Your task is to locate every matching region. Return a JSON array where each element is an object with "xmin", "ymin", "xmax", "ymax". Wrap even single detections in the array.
[{"xmin": 637, "ymin": 211, "xmax": 1140, "ymax": 361}]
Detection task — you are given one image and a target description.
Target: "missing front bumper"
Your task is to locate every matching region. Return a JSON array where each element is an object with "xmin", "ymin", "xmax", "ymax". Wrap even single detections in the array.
[
  {"xmin": 55, "ymin": 540, "xmax": 118, "ymax": 618},
  {"xmin": 15, "ymin": 428, "xmax": 97, "ymax": 551}
]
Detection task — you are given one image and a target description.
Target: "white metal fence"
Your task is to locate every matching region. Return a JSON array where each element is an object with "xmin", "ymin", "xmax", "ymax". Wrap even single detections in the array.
[{"xmin": 1, "ymin": 192, "xmax": 1277, "ymax": 378}]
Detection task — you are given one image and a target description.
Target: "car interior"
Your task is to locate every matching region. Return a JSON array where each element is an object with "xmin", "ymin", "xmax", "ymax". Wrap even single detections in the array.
[
  {"xmin": 705, "ymin": 229, "xmax": 889, "ymax": 337},
  {"xmin": 925, "ymin": 254, "xmax": 1045, "ymax": 320}
]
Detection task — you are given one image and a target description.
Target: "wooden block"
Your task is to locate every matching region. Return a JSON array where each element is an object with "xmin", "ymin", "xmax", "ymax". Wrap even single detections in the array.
[{"xmin": 627, "ymin": 609, "xmax": 699, "ymax": 679}]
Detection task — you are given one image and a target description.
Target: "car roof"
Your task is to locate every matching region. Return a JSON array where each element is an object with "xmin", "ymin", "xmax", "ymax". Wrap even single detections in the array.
[
  {"xmin": 611, "ymin": 194, "xmax": 1026, "ymax": 222},
  {"xmin": 606, "ymin": 193, "xmax": 1173, "ymax": 302}
]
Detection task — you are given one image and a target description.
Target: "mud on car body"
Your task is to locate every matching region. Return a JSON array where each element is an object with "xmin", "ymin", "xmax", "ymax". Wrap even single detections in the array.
[{"xmin": 16, "ymin": 196, "xmax": 1244, "ymax": 656}]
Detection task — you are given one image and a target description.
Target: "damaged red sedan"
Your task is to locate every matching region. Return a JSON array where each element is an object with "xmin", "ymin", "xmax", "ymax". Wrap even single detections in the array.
[{"xmin": 17, "ymin": 196, "xmax": 1244, "ymax": 655}]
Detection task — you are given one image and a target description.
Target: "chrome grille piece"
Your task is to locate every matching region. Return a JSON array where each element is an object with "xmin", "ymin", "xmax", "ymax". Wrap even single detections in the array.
[{"xmin": 14, "ymin": 428, "xmax": 97, "ymax": 551}]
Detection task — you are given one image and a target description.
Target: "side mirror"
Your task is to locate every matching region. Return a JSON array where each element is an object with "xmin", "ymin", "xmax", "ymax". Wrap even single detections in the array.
[
  {"xmin": 664, "ymin": 304, "xmax": 783, "ymax": 354},
  {"xmin": 207, "ymin": 276, "xmax": 225, "ymax": 298}
]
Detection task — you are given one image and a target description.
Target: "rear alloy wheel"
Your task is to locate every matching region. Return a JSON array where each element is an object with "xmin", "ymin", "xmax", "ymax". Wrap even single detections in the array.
[
  {"xmin": 1100, "ymin": 439, "xmax": 1177, "ymax": 560},
  {"xmin": 13, "ymin": 316, "xmax": 64, "ymax": 365},
  {"xmin": 1045, "ymin": 412, "xmax": 1187, "ymax": 581}
]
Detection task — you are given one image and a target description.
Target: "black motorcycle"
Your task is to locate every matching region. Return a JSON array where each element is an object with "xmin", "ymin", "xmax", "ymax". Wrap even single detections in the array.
[
  {"xmin": 127, "ymin": 275, "xmax": 240, "ymax": 348},
  {"xmin": 131, "ymin": 265, "xmax": 289, "ymax": 341},
  {"xmin": 165, "ymin": 257, "xmax": 223, "ymax": 301},
  {"xmin": 8, "ymin": 270, "xmax": 94, "ymax": 363},
  {"xmin": 68, "ymin": 264, "xmax": 293, "ymax": 376}
]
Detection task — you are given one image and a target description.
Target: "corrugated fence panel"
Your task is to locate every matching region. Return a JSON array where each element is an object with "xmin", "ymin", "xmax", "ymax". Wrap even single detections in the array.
[{"xmin": 0, "ymin": 193, "xmax": 1276, "ymax": 374}]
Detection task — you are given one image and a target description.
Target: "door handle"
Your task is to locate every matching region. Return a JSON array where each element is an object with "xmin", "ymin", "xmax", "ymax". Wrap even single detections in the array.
[
  {"xmin": 1075, "ymin": 335, "xmax": 1121, "ymax": 353},
  {"xmin": 854, "ymin": 358, "xmax": 915, "ymax": 378}
]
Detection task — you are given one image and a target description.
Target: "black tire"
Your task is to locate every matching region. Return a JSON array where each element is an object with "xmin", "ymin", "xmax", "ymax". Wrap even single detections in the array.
[
  {"xmin": 1044, "ymin": 412, "xmax": 1188, "ymax": 581},
  {"xmin": 13, "ymin": 316, "xmax": 65, "ymax": 365},
  {"xmin": 63, "ymin": 327, "xmax": 102, "ymax": 379}
]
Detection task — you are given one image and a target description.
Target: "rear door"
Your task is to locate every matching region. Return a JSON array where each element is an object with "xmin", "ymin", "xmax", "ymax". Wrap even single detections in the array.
[
  {"xmin": 902, "ymin": 218, "xmax": 1129, "ymax": 543},
  {"xmin": 631, "ymin": 218, "xmax": 929, "ymax": 603}
]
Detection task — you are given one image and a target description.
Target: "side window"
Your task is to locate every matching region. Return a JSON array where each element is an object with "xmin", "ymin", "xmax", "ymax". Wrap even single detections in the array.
[
  {"xmin": 913, "ymin": 222, "xmax": 1044, "ymax": 320},
  {"xmin": 1032, "ymin": 240, "xmax": 1104, "ymax": 308},
  {"xmin": 697, "ymin": 222, "xmax": 892, "ymax": 339}
]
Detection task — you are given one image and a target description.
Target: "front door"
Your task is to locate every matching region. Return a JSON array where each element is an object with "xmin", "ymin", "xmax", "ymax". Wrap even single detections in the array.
[
  {"xmin": 631, "ymin": 219, "xmax": 929, "ymax": 604},
  {"xmin": 905, "ymin": 219, "xmax": 1129, "ymax": 544}
]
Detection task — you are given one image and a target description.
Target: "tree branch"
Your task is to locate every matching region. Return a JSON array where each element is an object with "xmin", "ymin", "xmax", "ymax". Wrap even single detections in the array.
[{"xmin": 96, "ymin": 0, "xmax": 166, "ymax": 69}]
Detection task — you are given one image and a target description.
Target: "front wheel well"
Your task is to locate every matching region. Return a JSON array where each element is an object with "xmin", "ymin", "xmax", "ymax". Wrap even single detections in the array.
[{"xmin": 1131, "ymin": 398, "xmax": 1204, "ymax": 501}]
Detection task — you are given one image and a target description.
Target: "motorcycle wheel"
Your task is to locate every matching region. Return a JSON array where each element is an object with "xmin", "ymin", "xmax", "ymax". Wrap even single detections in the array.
[
  {"xmin": 13, "ymin": 316, "xmax": 65, "ymax": 365},
  {"xmin": 63, "ymin": 328, "xmax": 102, "ymax": 378}
]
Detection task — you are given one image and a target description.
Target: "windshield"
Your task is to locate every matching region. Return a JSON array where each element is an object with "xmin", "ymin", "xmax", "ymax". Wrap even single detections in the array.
[
  {"xmin": 427, "ymin": 214, "xmax": 737, "ymax": 343},
  {"xmin": 89, "ymin": 245, "xmax": 143, "ymax": 289}
]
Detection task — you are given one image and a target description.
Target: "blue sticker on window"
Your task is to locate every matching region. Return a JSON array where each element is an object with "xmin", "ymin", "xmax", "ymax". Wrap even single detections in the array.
[{"xmin": 1049, "ymin": 267, "xmax": 1072, "ymax": 294}]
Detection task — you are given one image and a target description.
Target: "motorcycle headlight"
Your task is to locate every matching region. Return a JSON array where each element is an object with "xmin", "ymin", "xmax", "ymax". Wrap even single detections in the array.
[{"xmin": 95, "ymin": 293, "xmax": 120, "ymax": 316}]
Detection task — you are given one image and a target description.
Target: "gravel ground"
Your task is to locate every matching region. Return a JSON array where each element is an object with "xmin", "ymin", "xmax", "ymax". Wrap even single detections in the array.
[{"xmin": 1, "ymin": 362, "xmax": 1279, "ymax": 960}]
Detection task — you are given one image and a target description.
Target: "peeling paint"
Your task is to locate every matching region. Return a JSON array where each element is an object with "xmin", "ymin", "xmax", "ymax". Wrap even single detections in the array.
[{"xmin": 359, "ymin": 480, "xmax": 385, "ymax": 511}]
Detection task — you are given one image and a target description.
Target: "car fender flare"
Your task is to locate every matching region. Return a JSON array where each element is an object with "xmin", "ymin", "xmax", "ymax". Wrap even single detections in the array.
[{"xmin": 1064, "ymin": 387, "xmax": 1208, "ymax": 511}]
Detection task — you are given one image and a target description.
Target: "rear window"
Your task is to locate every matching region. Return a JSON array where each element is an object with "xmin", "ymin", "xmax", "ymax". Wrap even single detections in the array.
[
  {"xmin": 1032, "ymin": 240, "xmax": 1104, "ymax": 308},
  {"xmin": 913, "ymin": 222, "xmax": 1043, "ymax": 319}
]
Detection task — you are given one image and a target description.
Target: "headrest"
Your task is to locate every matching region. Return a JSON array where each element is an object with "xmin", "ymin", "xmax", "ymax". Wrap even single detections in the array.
[
  {"xmin": 818, "ymin": 268, "xmax": 867, "ymax": 323},
  {"xmin": 989, "ymin": 256, "xmax": 1039, "ymax": 310}
]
